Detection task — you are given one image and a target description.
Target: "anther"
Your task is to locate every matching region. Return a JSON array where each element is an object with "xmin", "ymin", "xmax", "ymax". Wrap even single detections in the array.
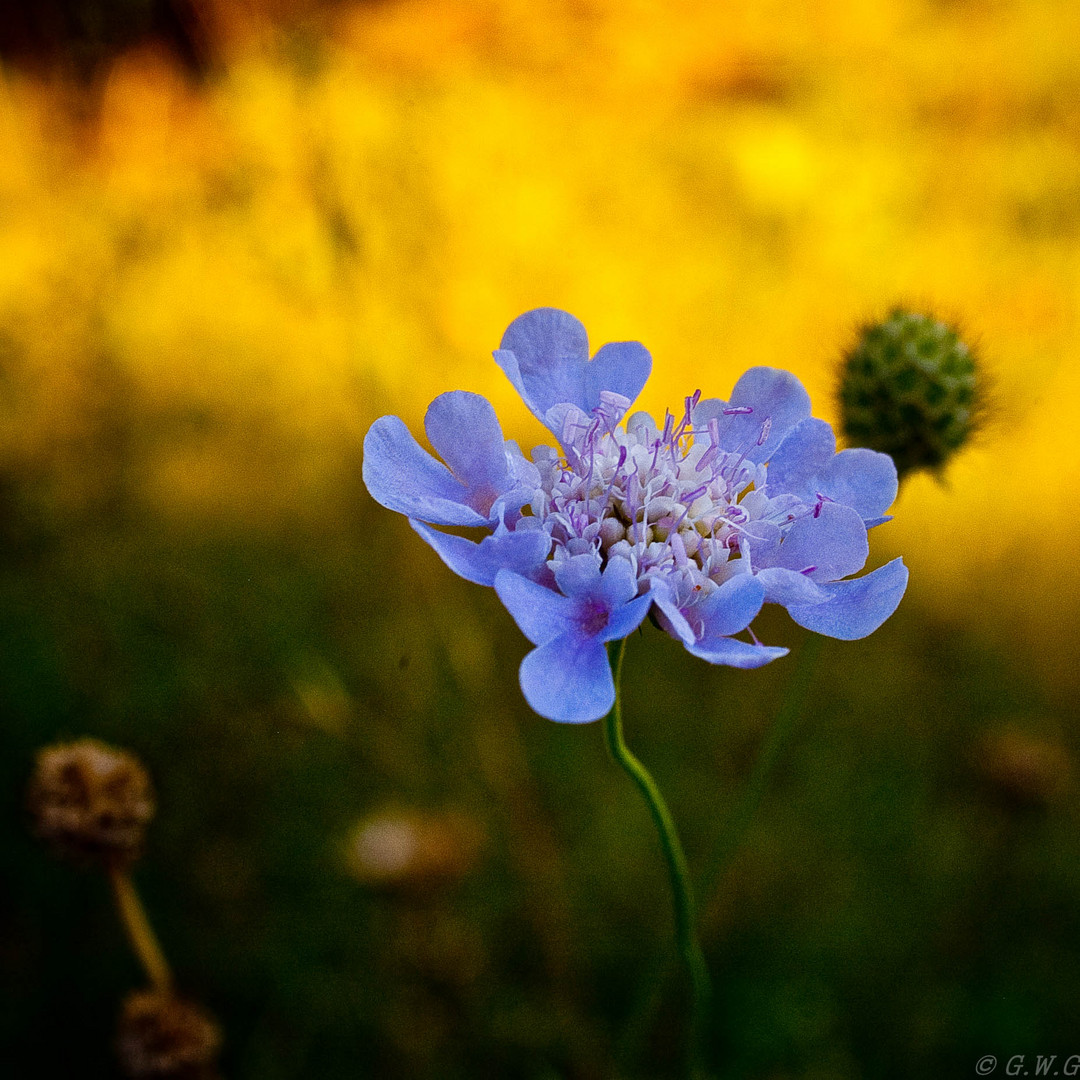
[{"xmin": 696, "ymin": 445, "xmax": 718, "ymax": 473}]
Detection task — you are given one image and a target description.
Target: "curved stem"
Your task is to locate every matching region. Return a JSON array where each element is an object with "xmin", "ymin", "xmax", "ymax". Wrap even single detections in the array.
[
  {"xmin": 604, "ymin": 638, "xmax": 711, "ymax": 1076},
  {"xmin": 109, "ymin": 866, "xmax": 173, "ymax": 992}
]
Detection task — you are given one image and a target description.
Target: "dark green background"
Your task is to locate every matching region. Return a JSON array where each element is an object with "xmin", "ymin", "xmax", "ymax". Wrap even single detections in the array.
[{"xmin": 3, "ymin": 489, "xmax": 1078, "ymax": 1077}]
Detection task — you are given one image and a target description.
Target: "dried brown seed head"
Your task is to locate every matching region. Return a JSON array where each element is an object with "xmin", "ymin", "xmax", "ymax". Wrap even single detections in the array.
[
  {"xmin": 27, "ymin": 738, "xmax": 155, "ymax": 866},
  {"xmin": 117, "ymin": 990, "xmax": 222, "ymax": 1080}
]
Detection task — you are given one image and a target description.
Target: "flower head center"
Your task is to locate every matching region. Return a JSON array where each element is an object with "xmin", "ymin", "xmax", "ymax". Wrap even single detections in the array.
[
  {"xmin": 531, "ymin": 391, "xmax": 793, "ymax": 594},
  {"xmin": 576, "ymin": 598, "xmax": 610, "ymax": 637}
]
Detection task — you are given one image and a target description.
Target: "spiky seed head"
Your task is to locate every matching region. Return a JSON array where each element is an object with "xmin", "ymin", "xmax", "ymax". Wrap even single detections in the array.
[
  {"xmin": 117, "ymin": 990, "xmax": 222, "ymax": 1079},
  {"xmin": 839, "ymin": 308, "xmax": 979, "ymax": 479},
  {"xmin": 27, "ymin": 738, "xmax": 155, "ymax": 867}
]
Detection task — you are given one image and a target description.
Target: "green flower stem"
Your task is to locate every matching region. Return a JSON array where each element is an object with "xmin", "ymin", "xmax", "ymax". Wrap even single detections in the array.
[
  {"xmin": 604, "ymin": 638, "xmax": 711, "ymax": 1076},
  {"xmin": 699, "ymin": 632, "xmax": 823, "ymax": 919}
]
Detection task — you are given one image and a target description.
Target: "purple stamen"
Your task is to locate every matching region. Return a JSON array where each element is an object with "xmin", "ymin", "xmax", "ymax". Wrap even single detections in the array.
[
  {"xmin": 696, "ymin": 444, "xmax": 719, "ymax": 473},
  {"xmin": 724, "ymin": 444, "xmax": 750, "ymax": 484},
  {"xmin": 603, "ymin": 446, "xmax": 628, "ymax": 507},
  {"xmin": 757, "ymin": 417, "xmax": 772, "ymax": 446},
  {"xmin": 674, "ymin": 389, "xmax": 701, "ymax": 443},
  {"xmin": 723, "ymin": 405, "xmax": 753, "ymax": 415},
  {"xmin": 800, "ymin": 565, "xmax": 817, "ymax": 575}
]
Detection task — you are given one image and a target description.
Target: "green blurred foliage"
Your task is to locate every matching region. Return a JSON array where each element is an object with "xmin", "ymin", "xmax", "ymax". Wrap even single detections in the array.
[{"xmin": 2, "ymin": 442, "xmax": 1079, "ymax": 1077}]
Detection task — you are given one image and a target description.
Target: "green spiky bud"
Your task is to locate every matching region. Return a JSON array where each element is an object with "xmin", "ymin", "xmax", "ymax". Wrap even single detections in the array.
[{"xmin": 839, "ymin": 309, "xmax": 979, "ymax": 479}]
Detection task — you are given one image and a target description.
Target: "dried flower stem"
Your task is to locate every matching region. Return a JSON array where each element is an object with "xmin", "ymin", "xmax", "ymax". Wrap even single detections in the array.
[
  {"xmin": 604, "ymin": 637, "xmax": 711, "ymax": 1078},
  {"xmin": 109, "ymin": 866, "xmax": 173, "ymax": 992}
]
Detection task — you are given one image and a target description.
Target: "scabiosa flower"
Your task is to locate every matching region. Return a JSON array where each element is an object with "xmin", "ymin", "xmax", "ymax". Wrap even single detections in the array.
[{"xmin": 363, "ymin": 309, "xmax": 908, "ymax": 722}]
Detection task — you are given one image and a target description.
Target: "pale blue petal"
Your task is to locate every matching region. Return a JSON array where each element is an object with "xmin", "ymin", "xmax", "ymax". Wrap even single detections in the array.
[
  {"xmin": 787, "ymin": 558, "xmax": 908, "ymax": 640},
  {"xmin": 363, "ymin": 415, "xmax": 489, "ymax": 527},
  {"xmin": 505, "ymin": 440, "xmax": 542, "ymax": 489},
  {"xmin": 685, "ymin": 637, "xmax": 789, "ymax": 668},
  {"xmin": 584, "ymin": 341, "xmax": 652, "ymax": 413},
  {"xmin": 695, "ymin": 574, "xmax": 765, "ymax": 637},
  {"xmin": 768, "ymin": 502, "xmax": 869, "ymax": 582},
  {"xmin": 721, "ymin": 367, "xmax": 812, "ymax": 462},
  {"xmin": 599, "ymin": 592, "xmax": 653, "ymax": 643},
  {"xmin": 519, "ymin": 634, "xmax": 614, "ymax": 723},
  {"xmin": 542, "ymin": 402, "xmax": 593, "ymax": 461},
  {"xmin": 410, "ymin": 521, "xmax": 551, "ymax": 587},
  {"xmin": 494, "ymin": 569, "xmax": 573, "ymax": 646},
  {"xmin": 494, "ymin": 308, "xmax": 590, "ymax": 423},
  {"xmin": 819, "ymin": 448, "xmax": 898, "ymax": 523},
  {"xmin": 626, "ymin": 410, "xmax": 659, "ymax": 440},
  {"xmin": 598, "ymin": 556, "xmax": 639, "ymax": 606},
  {"xmin": 765, "ymin": 417, "xmax": 835, "ymax": 499},
  {"xmin": 424, "ymin": 392, "xmax": 509, "ymax": 501},
  {"xmin": 650, "ymin": 580, "xmax": 695, "ymax": 644},
  {"xmin": 552, "ymin": 552, "xmax": 603, "ymax": 597},
  {"xmin": 766, "ymin": 420, "xmax": 898, "ymax": 525},
  {"xmin": 741, "ymin": 520, "xmax": 780, "ymax": 563},
  {"xmin": 755, "ymin": 567, "xmax": 831, "ymax": 607},
  {"xmin": 489, "ymin": 482, "xmax": 541, "ymax": 527},
  {"xmin": 691, "ymin": 398, "xmax": 727, "ymax": 426}
]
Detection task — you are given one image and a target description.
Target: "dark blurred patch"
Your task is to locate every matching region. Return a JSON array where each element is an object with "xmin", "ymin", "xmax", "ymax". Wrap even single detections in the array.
[
  {"xmin": 689, "ymin": 55, "xmax": 802, "ymax": 105},
  {"xmin": 915, "ymin": 82, "xmax": 1080, "ymax": 137},
  {"xmin": 1011, "ymin": 187, "xmax": 1080, "ymax": 239},
  {"xmin": 975, "ymin": 725, "xmax": 1072, "ymax": 810},
  {"xmin": 0, "ymin": 0, "xmax": 211, "ymax": 78}
]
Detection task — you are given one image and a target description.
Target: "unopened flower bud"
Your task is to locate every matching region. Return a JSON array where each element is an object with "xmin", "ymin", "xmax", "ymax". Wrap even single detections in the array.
[
  {"xmin": 839, "ymin": 308, "xmax": 979, "ymax": 478},
  {"xmin": 27, "ymin": 739, "xmax": 155, "ymax": 866},
  {"xmin": 116, "ymin": 990, "xmax": 222, "ymax": 1080}
]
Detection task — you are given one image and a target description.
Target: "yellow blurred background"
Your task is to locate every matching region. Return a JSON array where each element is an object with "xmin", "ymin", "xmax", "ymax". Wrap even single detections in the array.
[{"xmin": 1, "ymin": 0, "xmax": 1078, "ymax": 689}]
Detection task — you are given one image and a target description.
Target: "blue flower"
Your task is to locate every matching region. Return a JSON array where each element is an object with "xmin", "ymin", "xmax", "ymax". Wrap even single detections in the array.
[
  {"xmin": 494, "ymin": 555, "xmax": 653, "ymax": 722},
  {"xmin": 363, "ymin": 308, "xmax": 908, "ymax": 722}
]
